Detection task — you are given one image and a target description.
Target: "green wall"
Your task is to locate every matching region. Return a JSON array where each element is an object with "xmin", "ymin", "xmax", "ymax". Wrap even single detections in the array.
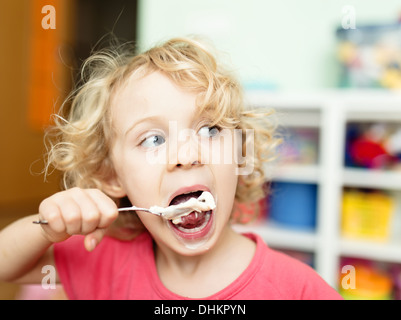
[{"xmin": 138, "ymin": 0, "xmax": 401, "ymax": 90}]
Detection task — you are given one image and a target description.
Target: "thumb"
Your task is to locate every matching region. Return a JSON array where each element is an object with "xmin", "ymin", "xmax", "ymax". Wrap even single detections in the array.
[{"xmin": 84, "ymin": 228, "xmax": 107, "ymax": 252}]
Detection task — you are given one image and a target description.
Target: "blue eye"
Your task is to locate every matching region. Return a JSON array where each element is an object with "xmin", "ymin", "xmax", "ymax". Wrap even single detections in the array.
[
  {"xmin": 140, "ymin": 134, "xmax": 165, "ymax": 148},
  {"xmin": 198, "ymin": 125, "xmax": 220, "ymax": 138}
]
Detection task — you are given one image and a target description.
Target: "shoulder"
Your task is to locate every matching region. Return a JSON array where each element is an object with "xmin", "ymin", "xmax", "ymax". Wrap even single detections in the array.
[{"xmin": 245, "ymin": 233, "xmax": 342, "ymax": 300}]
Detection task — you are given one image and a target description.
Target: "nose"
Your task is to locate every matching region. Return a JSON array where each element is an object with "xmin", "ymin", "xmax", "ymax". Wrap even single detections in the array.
[
  {"xmin": 167, "ymin": 134, "xmax": 202, "ymax": 171},
  {"xmin": 176, "ymin": 160, "xmax": 201, "ymax": 169}
]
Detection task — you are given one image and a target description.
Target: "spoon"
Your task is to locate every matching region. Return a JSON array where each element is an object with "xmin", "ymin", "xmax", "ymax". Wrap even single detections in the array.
[
  {"xmin": 32, "ymin": 206, "xmax": 197, "ymax": 225},
  {"xmin": 33, "ymin": 191, "xmax": 215, "ymax": 225}
]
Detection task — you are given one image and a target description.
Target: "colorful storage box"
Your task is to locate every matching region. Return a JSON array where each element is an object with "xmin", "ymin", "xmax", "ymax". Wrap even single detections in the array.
[
  {"xmin": 269, "ymin": 182, "xmax": 317, "ymax": 229},
  {"xmin": 341, "ymin": 190, "xmax": 394, "ymax": 241},
  {"xmin": 339, "ymin": 262, "xmax": 393, "ymax": 300}
]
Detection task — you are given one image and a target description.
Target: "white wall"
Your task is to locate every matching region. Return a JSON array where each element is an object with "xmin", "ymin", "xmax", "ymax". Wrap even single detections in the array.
[{"xmin": 137, "ymin": 0, "xmax": 401, "ymax": 90}]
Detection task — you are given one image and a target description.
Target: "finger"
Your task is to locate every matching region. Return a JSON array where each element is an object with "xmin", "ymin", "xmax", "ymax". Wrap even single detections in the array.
[
  {"xmin": 70, "ymin": 188, "xmax": 101, "ymax": 234},
  {"xmin": 86, "ymin": 189, "xmax": 119, "ymax": 228},
  {"xmin": 38, "ymin": 198, "xmax": 67, "ymax": 234},
  {"xmin": 84, "ymin": 228, "xmax": 107, "ymax": 252},
  {"xmin": 52, "ymin": 191, "xmax": 82, "ymax": 235}
]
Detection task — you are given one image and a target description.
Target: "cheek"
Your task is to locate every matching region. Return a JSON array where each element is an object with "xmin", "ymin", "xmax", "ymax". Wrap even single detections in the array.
[
  {"xmin": 201, "ymin": 130, "xmax": 239, "ymax": 166},
  {"xmin": 213, "ymin": 162, "xmax": 238, "ymax": 213},
  {"xmin": 113, "ymin": 152, "xmax": 163, "ymax": 206},
  {"xmin": 218, "ymin": 164, "xmax": 238, "ymax": 192},
  {"xmin": 205, "ymin": 133, "xmax": 239, "ymax": 209},
  {"xmin": 126, "ymin": 168, "xmax": 162, "ymax": 206}
]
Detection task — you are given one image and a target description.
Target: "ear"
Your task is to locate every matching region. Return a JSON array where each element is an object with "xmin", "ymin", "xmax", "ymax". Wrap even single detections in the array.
[{"xmin": 101, "ymin": 174, "xmax": 127, "ymax": 198}]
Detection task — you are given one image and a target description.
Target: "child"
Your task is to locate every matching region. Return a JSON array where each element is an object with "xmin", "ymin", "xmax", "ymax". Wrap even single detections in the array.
[{"xmin": 0, "ymin": 37, "xmax": 342, "ymax": 299}]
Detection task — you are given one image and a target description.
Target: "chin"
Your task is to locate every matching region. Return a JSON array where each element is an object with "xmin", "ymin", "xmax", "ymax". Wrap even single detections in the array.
[{"xmin": 171, "ymin": 234, "xmax": 217, "ymax": 256}]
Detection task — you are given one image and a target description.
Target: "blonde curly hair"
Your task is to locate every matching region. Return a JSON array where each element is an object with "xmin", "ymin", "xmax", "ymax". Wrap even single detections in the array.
[{"xmin": 45, "ymin": 37, "xmax": 280, "ymax": 221}]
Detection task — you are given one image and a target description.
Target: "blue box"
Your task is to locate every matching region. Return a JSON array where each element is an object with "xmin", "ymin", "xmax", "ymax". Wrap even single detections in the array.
[{"xmin": 269, "ymin": 182, "xmax": 317, "ymax": 229}]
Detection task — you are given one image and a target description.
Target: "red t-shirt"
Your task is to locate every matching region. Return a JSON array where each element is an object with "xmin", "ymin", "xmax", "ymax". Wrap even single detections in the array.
[{"xmin": 54, "ymin": 232, "xmax": 342, "ymax": 300}]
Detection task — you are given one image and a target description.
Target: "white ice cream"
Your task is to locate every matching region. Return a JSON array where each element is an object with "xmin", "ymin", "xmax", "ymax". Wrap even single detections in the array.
[{"xmin": 149, "ymin": 191, "xmax": 216, "ymax": 224}]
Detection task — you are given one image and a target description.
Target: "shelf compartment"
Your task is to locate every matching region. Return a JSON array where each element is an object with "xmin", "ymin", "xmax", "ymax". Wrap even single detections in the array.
[{"xmin": 338, "ymin": 256, "xmax": 397, "ymax": 300}]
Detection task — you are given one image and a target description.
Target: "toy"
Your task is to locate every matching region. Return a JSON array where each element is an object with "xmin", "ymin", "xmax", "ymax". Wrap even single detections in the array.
[{"xmin": 346, "ymin": 123, "xmax": 401, "ymax": 169}]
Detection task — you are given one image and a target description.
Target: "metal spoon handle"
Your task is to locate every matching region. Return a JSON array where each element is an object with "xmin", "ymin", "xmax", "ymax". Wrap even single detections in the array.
[
  {"xmin": 32, "ymin": 220, "xmax": 48, "ymax": 225},
  {"xmin": 32, "ymin": 206, "xmax": 162, "ymax": 225},
  {"xmin": 118, "ymin": 206, "xmax": 161, "ymax": 216}
]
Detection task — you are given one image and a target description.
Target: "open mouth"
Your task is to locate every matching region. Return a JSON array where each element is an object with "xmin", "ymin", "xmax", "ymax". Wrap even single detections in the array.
[{"xmin": 168, "ymin": 190, "xmax": 214, "ymax": 239}]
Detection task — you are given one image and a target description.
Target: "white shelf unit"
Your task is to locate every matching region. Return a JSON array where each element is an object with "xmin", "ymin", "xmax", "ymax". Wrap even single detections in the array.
[{"xmin": 235, "ymin": 89, "xmax": 401, "ymax": 288}]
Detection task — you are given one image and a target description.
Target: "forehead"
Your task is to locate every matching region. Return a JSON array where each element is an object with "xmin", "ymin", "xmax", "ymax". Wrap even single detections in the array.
[{"xmin": 109, "ymin": 71, "xmax": 201, "ymax": 130}]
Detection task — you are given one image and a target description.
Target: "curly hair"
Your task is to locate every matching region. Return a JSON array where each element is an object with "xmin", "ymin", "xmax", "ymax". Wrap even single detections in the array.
[{"xmin": 44, "ymin": 37, "xmax": 280, "ymax": 221}]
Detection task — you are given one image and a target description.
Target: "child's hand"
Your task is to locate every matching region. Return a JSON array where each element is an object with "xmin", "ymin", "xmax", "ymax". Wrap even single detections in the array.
[{"xmin": 38, "ymin": 188, "xmax": 119, "ymax": 251}]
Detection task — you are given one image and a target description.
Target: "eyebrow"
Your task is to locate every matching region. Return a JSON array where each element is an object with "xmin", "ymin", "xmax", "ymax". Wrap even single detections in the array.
[{"xmin": 124, "ymin": 115, "xmax": 164, "ymax": 138}]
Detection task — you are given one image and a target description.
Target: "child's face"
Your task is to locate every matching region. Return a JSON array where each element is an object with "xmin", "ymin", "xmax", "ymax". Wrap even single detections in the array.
[{"xmin": 108, "ymin": 71, "xmax": 239, "ymax": 255}]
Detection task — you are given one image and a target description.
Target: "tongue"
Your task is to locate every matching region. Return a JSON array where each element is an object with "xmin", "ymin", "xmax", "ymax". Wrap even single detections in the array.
[{"xmin": 178, "ymin": 211, "xmax": 206, "ymax": 229}]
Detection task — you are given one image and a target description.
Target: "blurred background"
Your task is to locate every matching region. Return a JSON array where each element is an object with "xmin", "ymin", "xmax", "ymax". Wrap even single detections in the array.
[{"xmin": 1, "ymin": 0, "xmax": 401, "ymax": 300}]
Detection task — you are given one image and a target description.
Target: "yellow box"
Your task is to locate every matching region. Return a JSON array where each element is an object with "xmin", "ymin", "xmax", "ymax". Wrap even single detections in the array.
[{"xmin": 341, "ymin": 191, "xmax": 394, "ymax": 241}]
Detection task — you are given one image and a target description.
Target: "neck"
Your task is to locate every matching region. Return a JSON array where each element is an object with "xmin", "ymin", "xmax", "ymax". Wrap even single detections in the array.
[
  {"xmin": 153, "ymin": 226, "xmax": 256, "ymax": 298},
  {"xmin": 155, "ymin": 225, "xmax": 235, "ymax": 276}
]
